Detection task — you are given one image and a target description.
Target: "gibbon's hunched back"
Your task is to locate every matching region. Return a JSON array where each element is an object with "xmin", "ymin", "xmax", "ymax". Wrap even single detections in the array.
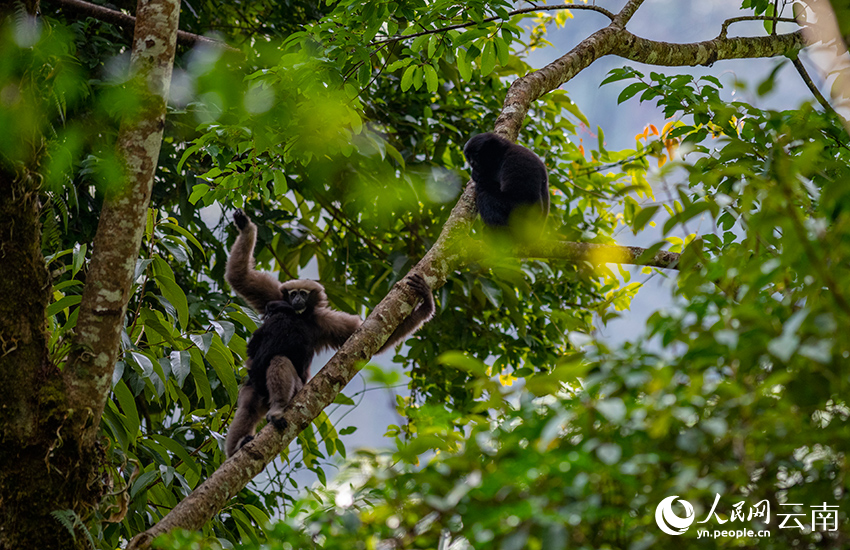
[{"xmin": 463, "ymin": 132, "xmax": 549, "ymax": 229}]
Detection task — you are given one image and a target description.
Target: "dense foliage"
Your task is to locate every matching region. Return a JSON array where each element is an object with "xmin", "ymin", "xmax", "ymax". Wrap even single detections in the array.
[{"xmin": 2, "ymin": 0, "xmax": 848, "ymax": 548}]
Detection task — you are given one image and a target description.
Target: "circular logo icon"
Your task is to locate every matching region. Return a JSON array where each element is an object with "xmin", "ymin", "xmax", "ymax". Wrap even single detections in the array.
[{"xmin": 655, "ymin": 496, "xmax": 695, "ymax": 535}]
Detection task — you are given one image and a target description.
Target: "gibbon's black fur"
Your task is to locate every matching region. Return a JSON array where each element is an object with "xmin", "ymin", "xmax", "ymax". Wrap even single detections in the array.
[
  {"xmin": 463, "ymin": 132, "xmax": 549, "ymax": 228},
  {"xmin": 224, "ymin": 210, "xmax": 435, "ymax": 457}
]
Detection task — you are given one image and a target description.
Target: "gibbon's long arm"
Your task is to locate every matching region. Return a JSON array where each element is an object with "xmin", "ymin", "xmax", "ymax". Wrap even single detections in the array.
[
  {"xmin": 377, "ymin": 274, "xmax": 435, "ymax": 353},
  {"xmin": 225, "ymin": 210, "xmax": 283, "ymax": 313},
  {"xmin": 312, "ymin": 274, "xmax": 434, "ymax": 353},
  {"xmin": 314, "ymin": 308, "xmax": 363, "ymax": 351}
]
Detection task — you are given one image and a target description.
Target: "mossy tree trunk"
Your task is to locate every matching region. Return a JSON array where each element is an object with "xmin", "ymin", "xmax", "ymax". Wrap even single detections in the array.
[{"xmin": 0, "ymin": 0, "xmax": 179, "ymax": 547}]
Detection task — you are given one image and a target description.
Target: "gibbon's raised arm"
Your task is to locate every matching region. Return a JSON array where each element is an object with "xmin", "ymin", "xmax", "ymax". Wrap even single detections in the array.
[{"xmin": 225, "ymin": 210, "xmax": 283, "ymax": 313}]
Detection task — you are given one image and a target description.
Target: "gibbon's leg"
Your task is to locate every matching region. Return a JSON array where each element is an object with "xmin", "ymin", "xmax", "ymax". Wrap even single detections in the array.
[
  {"xmin": 265, "ymin": 356, "xmax": 304, "ymax": 431},
  {"xmin": 378, "ymin": 274, "xmax": 435, "ymax": 352},
  {"xmin": 225, "ymin": 382, "xmax": 268, "ymax": 457},
  {"xmin": 225, "ymin": 209, "xmax": 283, "ymax": 313}
]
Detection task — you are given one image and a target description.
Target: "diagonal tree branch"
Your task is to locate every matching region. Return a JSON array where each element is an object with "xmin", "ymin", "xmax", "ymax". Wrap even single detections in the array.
[
  {"xmin": 517, "ymin": 241, "xmax": 681, "ymax": 270},
  {"xmin": 797, "ymin": 0, "xmax": 850, "ymax": 131}
]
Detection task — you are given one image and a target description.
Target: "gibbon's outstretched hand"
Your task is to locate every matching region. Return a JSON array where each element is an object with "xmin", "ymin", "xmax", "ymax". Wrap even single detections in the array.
[
  {"xmin": 463, "ymin": 132, "xmax": 549, "ymax": 228},
  {"xmin": 224, "ymin": 210, "xmax": 435, "ymax": 457}
]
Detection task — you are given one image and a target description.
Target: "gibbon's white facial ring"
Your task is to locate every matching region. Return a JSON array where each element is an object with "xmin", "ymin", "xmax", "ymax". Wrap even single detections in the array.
[{"xmin": 288, "ymin": 289, "xmax": 310, "ymax": 314}]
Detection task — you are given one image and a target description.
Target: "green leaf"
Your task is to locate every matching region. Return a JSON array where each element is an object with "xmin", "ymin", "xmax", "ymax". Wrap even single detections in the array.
[
  {"xmin": 140, "ymin": 309, "xmax": 179, "ymax": 346},
  {"xmin": 228, "ymin": 308, "xmax": 258, "ymax": 332},
  {"xmin": 617, "ymin": 82, "xmax": 647, "ymax": 104},
  {"xmin": 160, "ymin": 222, "xmax": 206, "ymax": 259},
  {"xmin": 72, "ymin": 243, "xmax": 86, "ymax": 277},
  {"xmin": 128, "ymin": 351, "xmax": 155, "ymax": 378},
  {"xmin": 188, "ymin": 184, "xmax": 210, "ymax": 205},
  {"xmin": 130, "ymin": 469, "xmax": 160, "ymax": 499},
  {"xmin": 494, "ymin": 36, "xmax": 510, "ymax": 66},
  {"xmin": 386, "ymin": 58, "xmax": 412, "ymax": 72},
  {"xmin": 438, "ymin": 351, "xmax": 487, "ymax": 375},
  {"xmin": 357, "ymin": 63, "xmax": 371, "ymax": 88},
  {"xmin": 427, "ymin": 34, "xmax": 438, "ymax": 58},
  {"xmin": 170, "ymin": 350, "xmax": 191, "ymax": 387},
  {"xmin": 112, "ymin": 380, "xmax": 140, "ymax": 438},
  {"xmin": 632, "ymin": 205, "xmax": 659, "ymax": 231},
  {"xmin": 457, "ymin": 48, "xmax": 472, "ymax": 81},
  {"xmin": 190, "ymin": 332, "xmax": 213, "ymax": 354},
  {"xmin": 211, "ymin": 320, "xmax": 236, "ymax": 344},
  {"xmin": 150, "ymin": 434, "xmax": 200, "ymax": 474},
  {"xmin": 423, "ymin": 64, "xmax": 438, "ymax": 93},
  {"xmin": 47, "ymin": 294, "xmax": 82, "ymax": 318},
  {"xmin": 480, "ymin": 41, "xmax": 496, "ymax": 76},
  {"xmin": 176, "ymin": 142, "xmax": 202, "ymax": 172},
  {"xmin": 401, "ymin": 65, "xmax": 416, "ymax": 92},
  {"xmin": 161, "ymin": 236, "xmax": 191, "ymax": 263},
  {"xmin": 151, "ymin": 257, "xmax": 189, "ymax": 330},
  {"xmin": 333, "ymin": 393, "xmax": 356, "ymax": 406},
  {"xmin": 207, "ymin": 334, "xmax": 238, "ymax": 403},
  {"xmin": 189, "ymin": 348, "xmax": 213, "ymax": 410}
]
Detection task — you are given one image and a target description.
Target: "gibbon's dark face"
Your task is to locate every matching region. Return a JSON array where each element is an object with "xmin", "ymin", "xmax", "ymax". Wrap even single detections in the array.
[
  {"xmin": 286, "ymin": 288, "xmax": 312, "ymax": 314},
  {"xmin": 463, "ymin": 132, "xmax": 505, "ymax": 173}
]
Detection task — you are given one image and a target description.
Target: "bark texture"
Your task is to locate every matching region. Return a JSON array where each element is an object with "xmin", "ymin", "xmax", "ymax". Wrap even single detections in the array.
[
  {"xmin": 65, "ymin": 0, "xmax": 180, "ymax": 446},
  {"xmin": 0, "ymin": 167, "xmax": 93, "ymax": 550}
]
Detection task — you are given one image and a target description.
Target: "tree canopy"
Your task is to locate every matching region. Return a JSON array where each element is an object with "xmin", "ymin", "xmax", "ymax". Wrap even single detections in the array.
[{"xmin": 1, "ymin": 0, "xmax": 849, "ymax": 549}]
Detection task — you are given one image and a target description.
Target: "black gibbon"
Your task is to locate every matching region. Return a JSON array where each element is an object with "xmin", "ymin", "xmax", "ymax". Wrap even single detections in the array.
[
  {"xmin": 463, "ymin": 132, "xmax": 549, "ymax": 228},
  {"xmin": 224, "ymin": 210, "xmax": 435, "ymax": 457}
]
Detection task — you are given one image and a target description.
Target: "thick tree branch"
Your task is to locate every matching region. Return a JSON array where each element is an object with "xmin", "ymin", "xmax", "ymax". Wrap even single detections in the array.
[
  {"xmin": 49, "ymin": 0, "xmax": 230, "ymax": 49},
  {"xmin": 517, "ymin": 241, "xmax": 681, "ymax": 270},
  {"xmin": 612, "ymin": 0, "xmax": 645, "ymax": 27},
  {"xmin": 65, "ymin": 0, "xmax": 179, "ymax": 444}
]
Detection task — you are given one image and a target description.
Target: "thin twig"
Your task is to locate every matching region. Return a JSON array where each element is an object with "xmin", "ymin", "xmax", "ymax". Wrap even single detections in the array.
[
  {"xmin": 719, "ymin": 15, "xmax": 797, "ymax": 39},
  {"xmin": 370, "ymin": 4, "xmax": 615, "ymax": 46},
  {"xmin": 791, "ymin": 56, "xmax": 840, "ymax": 118}
]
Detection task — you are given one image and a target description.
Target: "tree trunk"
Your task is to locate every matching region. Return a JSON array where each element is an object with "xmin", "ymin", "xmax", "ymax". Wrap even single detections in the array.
[
  {"xmin": 0, "ymin": 168, "xmax": 100, "ymax": 549},
  {"xmin": 0, "ymin": 0, "xmax": 179, "ymax": 545}
]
